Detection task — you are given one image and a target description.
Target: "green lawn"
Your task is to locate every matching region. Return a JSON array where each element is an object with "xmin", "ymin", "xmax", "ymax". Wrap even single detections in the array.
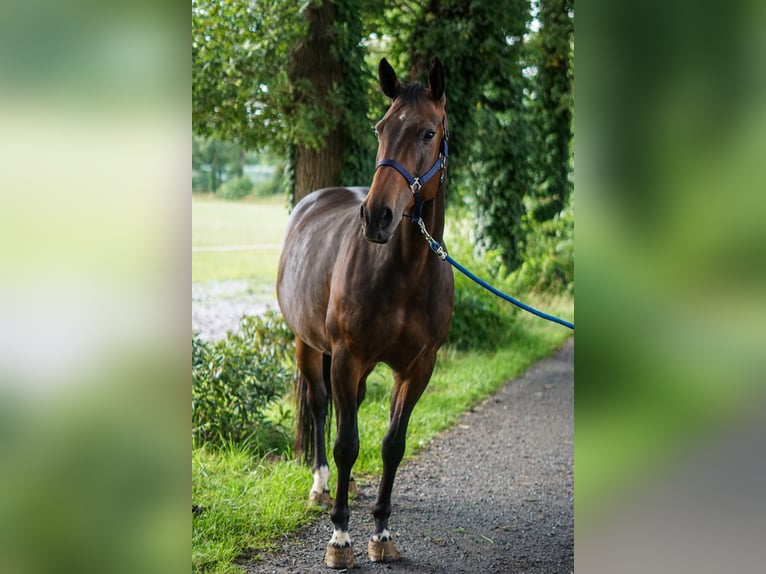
[{"xmin": 192, "ymin": 194, "xmax": 288, "ymax": 283}]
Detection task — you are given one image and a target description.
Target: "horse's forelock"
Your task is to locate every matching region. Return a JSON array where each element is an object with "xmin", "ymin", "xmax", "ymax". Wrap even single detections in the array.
[{"xmin": 397, "ymin": 82, "xmax": 426, "ymax": 105}]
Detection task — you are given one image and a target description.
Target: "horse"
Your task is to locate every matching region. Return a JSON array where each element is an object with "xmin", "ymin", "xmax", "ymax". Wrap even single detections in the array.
[{"xmin": 277, "ymin": 57, "xmax": 454, "ymax": 569}]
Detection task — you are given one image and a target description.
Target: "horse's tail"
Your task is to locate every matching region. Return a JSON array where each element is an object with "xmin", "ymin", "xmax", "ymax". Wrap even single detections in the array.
[
  {"xmin": 294, "ymin": 372, "xmax": 313, "ymax": 465},
  {"xmin": 294, "ymin": 353, "xmax": 332, "ymax": 465}
]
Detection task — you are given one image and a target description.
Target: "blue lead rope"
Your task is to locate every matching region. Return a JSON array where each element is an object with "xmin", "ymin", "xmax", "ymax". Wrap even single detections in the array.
[
  {"xmin": 418, "ymin": 220, "xmax": 574, "ymax": 330},
  {"xmin": 443, "ymin": 252, "xmax": 575, "ymax": 330}
]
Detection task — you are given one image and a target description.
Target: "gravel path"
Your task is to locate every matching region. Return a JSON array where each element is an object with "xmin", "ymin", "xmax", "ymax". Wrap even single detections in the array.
[
  {"xmin": 192, "ymin": 280, "xmax": 278, "ymax": 341},
  {"xmin": 245, "ymin": 338, "xmax": 574, "ymax": 573}
]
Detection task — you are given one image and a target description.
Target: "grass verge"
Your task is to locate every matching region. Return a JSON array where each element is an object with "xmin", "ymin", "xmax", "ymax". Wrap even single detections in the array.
[
  {"xmin": 192, "ymin": 194, "xmax": 287, "ymax": 284},
  {"xmin": 192, "ymin": 294, "xmax": 572, "ymax": 573},
  {"xmin": 192, "ymin": 250, "xmax": 282, "ymax": 285}
]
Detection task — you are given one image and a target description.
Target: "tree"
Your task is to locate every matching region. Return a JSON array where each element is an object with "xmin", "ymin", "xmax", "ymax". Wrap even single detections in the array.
[
  {"xmin": 530, "ymin": 0, "xmax": 574, "ymax": 222},
  {"xmin": 192, "ymin": 0, "xmax": 374, "ymax": 205},
  {"xmin": 466, "ymin": 1, "xmax": 534, "ymax": 270},
  {"xmin": 469, "ymin": 38, "xmax": 534, "ymax": 270}
]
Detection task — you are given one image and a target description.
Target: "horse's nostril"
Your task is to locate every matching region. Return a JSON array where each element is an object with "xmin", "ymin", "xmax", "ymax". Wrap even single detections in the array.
[
  {"xmin": 381, "ymin": 207, "xmax": 393, "ymax": 229},
  {"xmin": 360, "ymin": 203, "xmax": 367, "ymax": 223}
]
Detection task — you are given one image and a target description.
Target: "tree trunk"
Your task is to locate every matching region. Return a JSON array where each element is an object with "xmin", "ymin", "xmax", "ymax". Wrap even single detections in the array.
[
  {"xmin": 289, "ymin": 0, "xmax": 344, "ymax": 206},
  {"xmin": 210, "ymin": 144, "xmax": 219, "ymax": 192},
  {"xmin": 237, "ymin": 147, "xmax": 245, "ymax": 178},
  {"xmin": 294, "ymin": 136, "xmax": 342, "ymax": 204}
]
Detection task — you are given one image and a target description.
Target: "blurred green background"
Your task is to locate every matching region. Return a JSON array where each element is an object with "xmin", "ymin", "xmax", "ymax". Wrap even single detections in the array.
[
  {"xmin": 0, "ymin": 2, "xmax": 189, "ymax": 574},
  {"xmin": 1, "ymin": 0, "xmax": 765, "ymax": 572},
  {"xmin": 575, "ymin": 0, "xmax": 765, "ymax": 571}
]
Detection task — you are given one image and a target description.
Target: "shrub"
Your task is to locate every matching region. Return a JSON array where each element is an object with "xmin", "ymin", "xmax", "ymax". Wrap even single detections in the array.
[
  {"xmin": 192, "ymin": 312, "xmax": 295, "ymax": 451},
  {"xmin": 513, "ymin": 194, "xmax": 574, "ymax": 294},
  {"xmin": 251, "ymin": 165, "xmax": 283, "ymax": 197},
  {"xmin": 192, "ymin": 170, "xmax": 210, "ymax": 192},
  {"xmin": 443, "ymin": 214, "xmax": 515, "ymax": 351},
  {"xmin": 447, "ymin": 278, "xmax": 510, "ymax": 350},
  {"xmin": 215, "ymin": 175, "xmax": 254, "ymax": 200}
]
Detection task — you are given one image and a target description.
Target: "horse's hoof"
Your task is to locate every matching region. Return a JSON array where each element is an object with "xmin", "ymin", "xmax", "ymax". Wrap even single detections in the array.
[
  {"xmin": 309, "ymin": 490, "xmax": 333, "ymax": 508},
  {"xmin": 324, "ymin": 543, "xmax": 355, "ymax": 569},
  {"xmin": 368, "ymin": 539, "xmax": 401, "ymax": 562}
]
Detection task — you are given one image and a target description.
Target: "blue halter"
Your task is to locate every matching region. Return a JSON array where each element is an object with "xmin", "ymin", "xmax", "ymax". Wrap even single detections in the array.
[{"xmin": 375, "ymin": 118, "xmax": 449, "ymax": 222}]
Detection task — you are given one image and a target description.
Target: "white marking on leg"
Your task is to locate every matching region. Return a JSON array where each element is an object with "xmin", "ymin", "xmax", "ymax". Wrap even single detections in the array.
[
  {"xmin": 329, "ymin": 528, "xmax": 352, "ymax": 548},
  {"xmin": 311, "ymin": 464, "xmax": 330, "ymax": 495},
  {"xmin": 371, "ymin": 529, "xmax": 391, "ymax": 542}
]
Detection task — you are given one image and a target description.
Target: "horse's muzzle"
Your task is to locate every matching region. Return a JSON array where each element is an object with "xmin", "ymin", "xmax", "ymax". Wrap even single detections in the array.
[{"xmin": 360, "ymin": 202, "xmax": 395, "ymax": 244}]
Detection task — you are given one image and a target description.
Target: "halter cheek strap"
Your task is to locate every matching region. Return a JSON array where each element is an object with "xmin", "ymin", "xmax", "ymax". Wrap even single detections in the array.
[{"xmin": 375, "ymin": 119, "xmax": 449, "ymax": 222}]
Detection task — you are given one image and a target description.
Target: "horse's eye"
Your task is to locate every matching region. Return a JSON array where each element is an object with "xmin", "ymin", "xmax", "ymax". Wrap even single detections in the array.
[{"xmin": 423, "ymin": 129, "xmax": 436, "ymax": 142}]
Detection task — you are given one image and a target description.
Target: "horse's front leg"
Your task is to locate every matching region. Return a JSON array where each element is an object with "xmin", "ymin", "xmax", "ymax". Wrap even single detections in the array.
[
  {"xmin": 324, "ymin": 350, "xmax": 366, "ymax": 570},
  {"xmin": 368, "ymin": 353, "xmax": 435, "ymax": 563}
]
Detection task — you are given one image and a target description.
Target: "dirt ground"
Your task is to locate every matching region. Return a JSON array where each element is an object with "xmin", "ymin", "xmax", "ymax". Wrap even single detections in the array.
[{"xmin": 244, "ymin": 338, "xmax": 574, "ymax": 573}]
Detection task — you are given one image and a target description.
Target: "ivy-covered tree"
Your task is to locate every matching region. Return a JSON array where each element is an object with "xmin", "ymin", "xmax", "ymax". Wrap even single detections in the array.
[
  {"xmin": 467, "ymin": 1, "xmax": 534, "ymax": 270},
  {"xmin": 530, "ymin": 0, "xmax": 574, "ymax": 222},
  {"xmin": 469, "ymin": 38, "xmax": 534, "ymax": 270}
]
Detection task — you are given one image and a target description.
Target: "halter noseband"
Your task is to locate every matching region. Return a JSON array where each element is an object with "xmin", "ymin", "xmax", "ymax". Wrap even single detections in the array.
[{"xmin": 374, "ymin": 117, "xmax": 449, "ymax": 222}]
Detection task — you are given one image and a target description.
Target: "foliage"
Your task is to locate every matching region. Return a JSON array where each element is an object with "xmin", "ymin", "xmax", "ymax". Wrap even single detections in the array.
[
  {"xmin": 334, "ymin": 0, "xmax": 378, "ymax": 186},
  {"xmin": 251, "ymin": 166, "xmax": 283, "ymax": 197},
  {"xmin": 468, "ymin": 42, "xmax": 534, "ymax": 270},
  {"xmin": 513, "ymin": 191, "xmax": 574, "ymax": 294},
  {"xmin": 443, "ymin": 192, "xmax": 573, "ymax": 350},
  {"xmin": 215, "ymin": 175, "xmax": 254, "ymax": 200},
  {"xmin": 408, "ymin": 0, "xmax": 532, "ymax": 164},
  {"xmin": 192, "ymin": 312, "xmax": 295, "ymax": 451},
  {"xmin": 448, "ymin": 280, "xmax": 509, "ymax": 350},
  {"xmin": 443, "ymin": 210, "xmax": 515, "ymax": 350},
  {"xmin": 193, "ymin": 134, "xmax": 281, "ymax": 195},
  {"xmin": 529, "ymin": 0, "xmax": 574, "ymax": 222},
  {"xmin": 192, "ymin": 0, "xmax": 306, "ymax": 152},
  {"xmin": 192, "ymin": 136, "xmax": 243, "ymax": 192}
]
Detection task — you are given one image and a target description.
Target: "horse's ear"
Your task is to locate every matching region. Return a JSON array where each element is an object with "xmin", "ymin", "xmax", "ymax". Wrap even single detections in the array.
[
  {"xmin": 429, "ymin": 58, "xmax": 445, "ymax": 103},
  {"xmin": 379, "ymin": 58, "xmax": 401, "ymax": 100}
]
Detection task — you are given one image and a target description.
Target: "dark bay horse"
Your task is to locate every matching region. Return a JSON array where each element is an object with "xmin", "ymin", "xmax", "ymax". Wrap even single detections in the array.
[{"xmin": 277, "ymin": 57, "xmax": 454, "ymax": 569}]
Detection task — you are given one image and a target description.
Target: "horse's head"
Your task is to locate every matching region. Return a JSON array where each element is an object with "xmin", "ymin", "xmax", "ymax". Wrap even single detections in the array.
[{"xmin": 361, "ymin": 57, "xmax": 447, "ymax": 244}]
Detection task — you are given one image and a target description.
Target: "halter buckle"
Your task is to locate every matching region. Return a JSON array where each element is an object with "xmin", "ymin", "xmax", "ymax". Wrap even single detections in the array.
[{"xmin": 410, "ymin": 178, "xmax": 422, "ymax": 193}]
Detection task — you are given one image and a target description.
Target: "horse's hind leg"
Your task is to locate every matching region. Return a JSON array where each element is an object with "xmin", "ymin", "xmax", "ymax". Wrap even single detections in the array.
[
  {"xmin": 369, "ymin": 354, "xmax": 435, "ymax": 563},
  {"xmin": 294, "ymin": 339, "xmax": 331, "ymax": 507}
]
